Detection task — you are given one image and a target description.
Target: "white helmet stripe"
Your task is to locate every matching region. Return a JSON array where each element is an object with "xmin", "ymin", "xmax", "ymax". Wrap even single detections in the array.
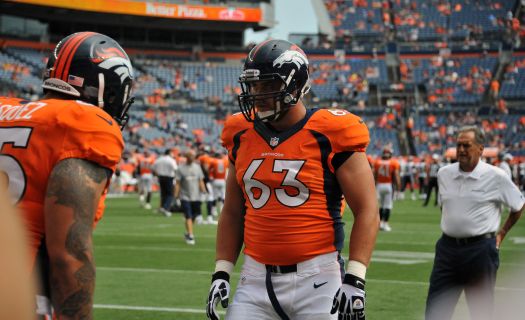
[
  {"xmin": 98, "ymin": 73, "xmax": 105, "ymax": 108},
  {"xmin": 285, "ymin": 69, "xmax": 296, "ymax": 86},
  {"xmin": 122, "ymin": 84, "xmax": 130, "ymax": 114}
]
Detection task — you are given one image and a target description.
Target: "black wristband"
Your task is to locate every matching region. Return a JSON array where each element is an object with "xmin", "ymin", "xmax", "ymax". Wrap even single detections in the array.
[
  {"xmin": 343, "ymin": 273, "xmax": 366, "ymax": 290},
  {"xmin": 211, "ymin": 271, "xmax": 230, "ymax": 283}
]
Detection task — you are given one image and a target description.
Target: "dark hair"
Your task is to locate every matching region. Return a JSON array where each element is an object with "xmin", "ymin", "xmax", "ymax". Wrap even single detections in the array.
[{"xmin": 457, "ymin": 126, "xmax": 485, "ymax": 145}]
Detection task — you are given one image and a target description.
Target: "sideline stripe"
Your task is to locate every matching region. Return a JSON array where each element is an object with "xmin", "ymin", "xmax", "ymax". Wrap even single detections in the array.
[
  {"xmin": 94, "ymin": 304, "xmax": 225, "ymax": 315},
  {"xmin": 98, "ymin": 245, "xmax": 215, "ymax": 253},
  {"xmin": 95, "ymin": 245, "xmax": 525, "ymax": 262},
  {"xmin": 98, "ymin": 266, "xmax": 210, "ymax": 275},
  {"xmin": 96, "ymin": 266, "xmax": 525, "ymax": 292}
]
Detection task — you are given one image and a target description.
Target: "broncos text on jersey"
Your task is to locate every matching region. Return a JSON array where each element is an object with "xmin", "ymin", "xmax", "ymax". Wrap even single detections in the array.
[{"xmin": 221, "ymin": 108, "xmax": 369, "ymax": 265}]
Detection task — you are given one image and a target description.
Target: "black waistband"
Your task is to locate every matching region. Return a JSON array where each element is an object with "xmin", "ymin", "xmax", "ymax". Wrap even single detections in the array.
[
  {"xmin": 442, "ymin": 232, "xmax": 496, "ymax": 245},
  {"xmin": 265, "ymin": 264, "xmax": 297, "ymax": 274},
  {"xmin": 265, "ymin": 266, "xmax": 290, "ymax": 320}
]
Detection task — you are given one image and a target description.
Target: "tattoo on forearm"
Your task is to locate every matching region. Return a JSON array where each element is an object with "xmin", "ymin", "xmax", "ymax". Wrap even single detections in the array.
[{"xmin": 46, "ymin": 159, "xmax": 108, "ymax": 319}]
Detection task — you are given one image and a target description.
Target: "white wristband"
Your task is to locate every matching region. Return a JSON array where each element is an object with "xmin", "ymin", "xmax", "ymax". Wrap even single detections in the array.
[
  {"xmin": 215, "ymin": 260, "xmax": 234, "ymax": 274},
  {"xmin": 346, "ymin": 260, "xmax": 367, "ymax": 279}
]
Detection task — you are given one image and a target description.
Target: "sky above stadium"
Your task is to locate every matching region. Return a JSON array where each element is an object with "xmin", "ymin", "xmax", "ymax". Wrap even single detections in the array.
[{"xmin": 244, "ymin": 0, "xmax": 318, "ymax": 45}]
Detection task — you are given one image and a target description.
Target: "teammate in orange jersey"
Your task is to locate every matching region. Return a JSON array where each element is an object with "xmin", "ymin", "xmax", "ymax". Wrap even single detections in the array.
[
  {"xmin": 206, "ymin": 40, "xmax": 379, "ymax": 320},
  {"xmin": 198, "ymin": 148, "xmax": 218, "ymax": 224},
  {"xmin": 0, "ymin": 32, "xmax": 133, "ymax": 319},
  {"xmin": 137, "ymin": 149, "xmax": 156, "ymax": 210},
  {"xmin": 373, "ymin": 147, "xmax": 401, "ymax": 232},
  {"xmin": 118, "ymin": 151, "xmax": 138, "ymax": 193},
  {"xmin": 208, "ymin": 151, "xmax": 229, "ymax": 216}
]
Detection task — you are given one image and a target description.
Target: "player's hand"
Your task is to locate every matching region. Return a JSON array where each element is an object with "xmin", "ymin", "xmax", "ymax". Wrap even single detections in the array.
[
  {"xmin": 206, "ymin": 271, "xmax": 230, "ymax": 320},
  {"xmin": 330, "ymin": 274, "xmax": 365, "ymax": 319}
]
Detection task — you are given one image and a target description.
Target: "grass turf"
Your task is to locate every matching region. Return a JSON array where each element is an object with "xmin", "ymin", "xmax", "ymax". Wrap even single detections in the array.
[{"xmin": 93, "ymin": 193, "xmax": 525, "ymax": 319}]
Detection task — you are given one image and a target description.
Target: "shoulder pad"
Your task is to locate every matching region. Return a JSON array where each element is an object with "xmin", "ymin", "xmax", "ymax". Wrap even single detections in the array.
[
  {"xmin": 307, "ymin": 109, "xmax": 369, "ymax": 153},
  {"xmin": 221, "ymin": 112, "xmax": 251, "ymax": 152},
  {"xmin": 56, "ymin": 101, "xmax": 124, "ymax": 171}
]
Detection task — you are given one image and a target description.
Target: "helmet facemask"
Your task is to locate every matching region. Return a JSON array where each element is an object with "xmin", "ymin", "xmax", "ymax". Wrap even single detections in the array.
[
  {"xmin": 97, "ymin": 69, "xmax": 135, "ymax": 129},
  {"xmin": 238, "ymin": 69, "xmax": 308, "ymax": 123}
]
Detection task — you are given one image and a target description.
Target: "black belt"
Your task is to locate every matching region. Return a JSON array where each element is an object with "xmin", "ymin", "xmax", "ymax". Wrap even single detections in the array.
[
  {"xmin": 265, "ymin": 264, "xmax": 297, "ymax": 274},
  {"xmin": 265, "ymin": 265, "xmax": 290, "ymax": 320},
  {"xmin": 442, "ymin": 232, "xmax": 496, "ymax": 245}
]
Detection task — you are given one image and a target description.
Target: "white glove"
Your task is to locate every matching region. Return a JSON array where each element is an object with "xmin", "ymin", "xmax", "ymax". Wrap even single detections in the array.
[
  {"xmin": 206, "ymin": 271, "xmax": 230, "ymax": 320},
  {"xmin": 330, "ymin": 274, "xmax": 366, "ymax": 319}
]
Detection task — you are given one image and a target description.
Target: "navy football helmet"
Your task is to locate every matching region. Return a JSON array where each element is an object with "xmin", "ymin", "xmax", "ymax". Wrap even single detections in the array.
[
  {"xmin": 238, "ymin": 39, "xmax": 310, "ymax": 122},
  {"xmin": 43, "ymin": 32, "xmax": 134, "ymax": 128}
]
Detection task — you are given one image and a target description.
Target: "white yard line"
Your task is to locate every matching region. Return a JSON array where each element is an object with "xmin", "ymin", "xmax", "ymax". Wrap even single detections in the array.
[
  {"xmin": 96, "ymin": 245, "xmax": 525, "ymax": 262},
  {"xmin": 94, "ymin": 304, "xmax": 224, "ymax": 314},
  {"xmin": 98, "ymin": 245, "xmax": 215, "ymax": 252},
  {"xmin": 98, "ymin": 266, "xmax": 211, "ymax": 275},
  {"xmin": 95, "ymin": 232, "xmax": 217, "ymax": 238},
  {"xmin": 96, "ymin": 266, "xmax": 525, "ymax": 292},
  {"xmin": 94, "ymin": 233, "xmax": 525, "ymax": 253}
]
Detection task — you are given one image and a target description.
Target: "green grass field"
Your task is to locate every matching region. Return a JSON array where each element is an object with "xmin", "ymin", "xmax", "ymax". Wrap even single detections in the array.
[{"xmin": 92, "ymin": 193, "xmax": 525, "ymax": 320}]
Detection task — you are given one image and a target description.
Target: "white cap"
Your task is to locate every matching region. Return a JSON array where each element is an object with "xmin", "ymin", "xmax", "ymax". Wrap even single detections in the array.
[
  {"xmin": 503, "ymin": 153, "xmax": 513, "ymax": 161},
  {"xmin": 432, "ymin": 154, "xmax": 440, "ymax": 160}
]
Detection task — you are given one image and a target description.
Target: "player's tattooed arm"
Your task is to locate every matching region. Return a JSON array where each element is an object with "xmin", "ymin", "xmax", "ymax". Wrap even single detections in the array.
[{"xmin": 44, "ymin": 158, "xmax": 110, "ymax": 320}]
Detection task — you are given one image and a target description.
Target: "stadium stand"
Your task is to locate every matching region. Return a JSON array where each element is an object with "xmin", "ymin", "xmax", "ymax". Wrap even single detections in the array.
[{"xmin": 1, "ymin": 0, "xmax": 524, "ymax": 163}]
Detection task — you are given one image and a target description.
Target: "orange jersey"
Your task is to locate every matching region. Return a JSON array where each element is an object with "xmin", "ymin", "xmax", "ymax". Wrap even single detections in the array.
[
  {"xmin": 0, "ymin": 97, "xmax": 124, "ymax": 266},
  {"xmin": 208, "ymin": 157, "xmax": 228, "ymax": 180},
  {"xmin": 198, "ymin": 154, "xmax": 213, "ymax": 170},
  {"xmin": 138, "ymin": 155, "xmax": 156, "ymax": 174},
  {"xmin": 374, "ymin": 158, "xmax": 400, "ymax": 183},
  {"xmin": 222, "ymin": 109, "xmax": 369, "ymax": 265},
  {"xmin": 119, "ymin": 160, "xmax": 136, "ymax": 174}
]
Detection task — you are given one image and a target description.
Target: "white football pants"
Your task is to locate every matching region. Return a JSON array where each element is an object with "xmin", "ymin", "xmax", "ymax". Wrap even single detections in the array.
[
  {"xmin": 226, "ymin": 252, "xmax": 342, "ymax": 320},
  {"xmin": 377, "ymin": 182, "xmax": 393, "ymax": 209}
]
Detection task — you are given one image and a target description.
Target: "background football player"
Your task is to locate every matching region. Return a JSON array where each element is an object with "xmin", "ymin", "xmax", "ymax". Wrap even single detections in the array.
[
  {"xmin": 374, "ymin": 147, "xmax": 401, "ymax": 231},
  {"xmin": 0, "ymin": 31, "xmax": 133, "ymax": 319},
  {"xmin": 137, "ymin": 149, "xmax": 156, "ymax": 210},
  {"xmin": 206, "ymin": 39, "xmax": 379, "ymax": 320},
  {"xmin": 208, "ymin": 150, "xmax": 229, "ymax": 217}
]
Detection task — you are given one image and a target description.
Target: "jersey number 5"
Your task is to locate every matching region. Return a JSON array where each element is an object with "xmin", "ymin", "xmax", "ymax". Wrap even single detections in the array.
[
  {"xmin": 243, "ymin": 159, "xmax": 309, "ymax": 209},
  {"xmin": 0, "ymin": 127, "xmax": 33, "ymax": 203}
]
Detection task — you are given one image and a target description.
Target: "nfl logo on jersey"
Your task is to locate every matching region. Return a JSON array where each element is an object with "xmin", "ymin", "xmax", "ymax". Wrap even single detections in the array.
[{"xmin": 270, "ymin": 137, "xmax": 279, "ymax": 147}]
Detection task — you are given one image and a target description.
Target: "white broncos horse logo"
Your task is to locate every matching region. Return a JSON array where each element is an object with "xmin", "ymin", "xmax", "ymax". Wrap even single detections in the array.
[{"xmin": 273, "ymin": 50, "xmax": 308, "ymax": 69}]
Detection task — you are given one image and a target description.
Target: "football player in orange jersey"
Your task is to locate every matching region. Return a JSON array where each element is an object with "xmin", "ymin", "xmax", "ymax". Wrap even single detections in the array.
[
  {"xmin": 197, "ymin": 148, "xmax": 218, "ymax": 224},
  {"xmin": 0, "ymin": 32, "xmax": 133, "ymax": 319},
  {"xmin": 208, "ymin": 150, "xmax": 229, "ymax": 216},
  {"xmin": 206, "ymin": 40, "xmax": 379, "ymax": 320},
  {"xmin": 138, "ymin": 149, "xmax": 156, "ymax": 210},
  {"xmin": 373, "ymin": 147, "xmax": 401, "ymax": 232}
]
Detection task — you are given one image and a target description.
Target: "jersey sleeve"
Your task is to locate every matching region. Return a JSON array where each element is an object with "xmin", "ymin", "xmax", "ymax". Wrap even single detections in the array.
[
  {"xmin": 56, "ymin": 105, "xmax": 124, "ymax": 172},
  {"xmin": 313, "ymin": 109, "xmax": 370, "ymax": 153},
  {"xmin": 393, "ymin": 159, "xmax": 400, "ymax": 171},
  {"xmin": 221, "ymin": 113, "xmax": 250, "ymax": 163}
]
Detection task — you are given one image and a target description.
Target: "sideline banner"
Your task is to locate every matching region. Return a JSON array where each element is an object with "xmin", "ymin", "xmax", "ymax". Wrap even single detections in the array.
[{"xmin": 9, "ymin": 0, "xmax": 262, "ymax": 22}]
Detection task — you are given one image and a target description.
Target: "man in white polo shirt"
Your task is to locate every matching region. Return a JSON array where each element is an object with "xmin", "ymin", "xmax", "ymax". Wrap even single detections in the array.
[
  {"xmin": 425, "ymin": 126, "xmax": 525, "ymax": 320},
  {"xmin": 152, "ymin": 149, "xmax": 178, "ymax": 217}
]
